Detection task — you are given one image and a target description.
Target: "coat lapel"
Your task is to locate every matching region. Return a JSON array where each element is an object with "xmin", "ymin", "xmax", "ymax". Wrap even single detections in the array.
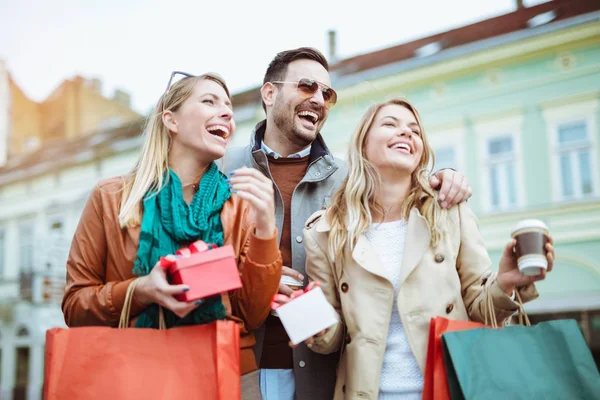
[
  {"xmin": 315, "ymin": 208, "xmax": 430, "ymax": 283},
  {"xmin": 315, "ymin": 213, "xmax": 389, "ymax": 280},
  {"xmin": 398, "ymin": 208, "xmax": 431, "ymax": 287},
  {"xmin": 351, "ymin": 234, "xmax": 389, "ymax": 280}
]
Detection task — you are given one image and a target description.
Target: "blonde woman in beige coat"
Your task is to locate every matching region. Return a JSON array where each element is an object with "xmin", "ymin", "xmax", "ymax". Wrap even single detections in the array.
[{"xmin": 302, "ymin": 98, "xmax": 555, "ymax": 399}]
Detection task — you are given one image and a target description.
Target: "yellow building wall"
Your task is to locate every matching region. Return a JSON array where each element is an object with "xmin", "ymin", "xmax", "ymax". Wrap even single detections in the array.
[
  {"xmin": 9, "ymin": 76, "xmax": 141, "ymax": 155},
  {"xmin": 76, "ymin": 79, "xmax": 140, "ymax": 137},
  {"xmin": 9, "ymin": 76, "xmax": 41, "ymax": 156}
]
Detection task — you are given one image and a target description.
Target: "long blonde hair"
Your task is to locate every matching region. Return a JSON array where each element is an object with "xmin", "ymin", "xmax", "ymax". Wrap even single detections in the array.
[
  {"xmin": 118, "ymin": 73, "xmax": 231, "ymax": 228},
  {"xmin": 327, "ymin": 97, "xmax": 445, "ymax": 260}
]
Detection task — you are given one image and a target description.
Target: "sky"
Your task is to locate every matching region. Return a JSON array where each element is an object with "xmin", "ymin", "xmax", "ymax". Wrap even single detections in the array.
[{"xmin": 0, "ymin": 0, "xmax": 550, "ymax": 113}]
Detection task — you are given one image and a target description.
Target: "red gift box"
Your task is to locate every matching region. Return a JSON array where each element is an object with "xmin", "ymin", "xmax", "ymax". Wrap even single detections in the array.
[{"xmin": 161, "ymin": 241, "xmax": 242, "ymax": 302}]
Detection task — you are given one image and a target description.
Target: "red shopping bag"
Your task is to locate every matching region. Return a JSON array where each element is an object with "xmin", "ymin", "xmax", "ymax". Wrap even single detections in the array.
[
  {"xmin": 44, "ymin": 280, "xmax": 241, "ymax": 400},
  {"xmin": 422, "ymin": 317, "xmax": 485, "ymax": 400},
  {"xmin": 422, "ymin": 288, "xmax": 531, "ymax": 400}
]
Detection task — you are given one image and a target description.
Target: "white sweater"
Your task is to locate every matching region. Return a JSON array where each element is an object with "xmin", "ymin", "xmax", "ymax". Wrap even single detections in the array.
[{"xmin": 364, "ymin": 220, "xmax": 423, "ymax": 400}]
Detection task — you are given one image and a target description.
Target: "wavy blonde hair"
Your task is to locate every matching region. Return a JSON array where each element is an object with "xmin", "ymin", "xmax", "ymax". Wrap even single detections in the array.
[
  {"xmin": 327, "ymin": 97, "xmax": 445, "ymax": 260},
  {"xmin": 118, "ymin": 73, "xmax": 231, "ymax": 228}
]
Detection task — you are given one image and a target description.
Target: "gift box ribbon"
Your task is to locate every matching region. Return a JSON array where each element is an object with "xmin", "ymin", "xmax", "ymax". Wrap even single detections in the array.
[{"xmin": 159, "ymin": 240, "xmax": 217, "ymax": 268}]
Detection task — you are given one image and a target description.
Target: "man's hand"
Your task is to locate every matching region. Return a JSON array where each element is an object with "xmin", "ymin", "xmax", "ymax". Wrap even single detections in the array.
[
  {"xmin": 278, "ymin": 266, "xmax": 304, "ymax": 296},
  {"xmin": 429, "ymin": 169, "xmax": 472, "ymax": 209}
]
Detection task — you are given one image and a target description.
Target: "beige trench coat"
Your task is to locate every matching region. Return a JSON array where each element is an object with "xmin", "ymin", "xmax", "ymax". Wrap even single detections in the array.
[{"xmin": 304, "ymin": 203, "xmax": 538, "ymax": 399}]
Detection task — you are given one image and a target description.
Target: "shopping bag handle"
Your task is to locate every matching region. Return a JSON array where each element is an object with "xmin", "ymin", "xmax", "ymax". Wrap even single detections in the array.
[
  {"xmin": 515, "ymin": 290, "xmax": 531, "ymax": 326},
  {"xmin": 483, "ymin": 275, "xmax": 530, "ymax": 327},
  {"xmin": 483, "ymin": 279, "xmax": 499, "ymax": 328},
  {"xmin": 119, "ymin": 278, "xmax": 166, "ymax": 329}
]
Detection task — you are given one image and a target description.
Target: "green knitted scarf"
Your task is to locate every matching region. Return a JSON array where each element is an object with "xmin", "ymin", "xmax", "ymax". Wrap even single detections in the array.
[{"xmin": 133, "ymin": 162, "xmax": 231, "ymax": 328}]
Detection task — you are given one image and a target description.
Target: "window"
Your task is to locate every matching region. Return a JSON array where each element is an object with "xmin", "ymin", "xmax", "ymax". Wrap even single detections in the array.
[
  {"xmin": 16, "ymin": 326, "xmax": 30, "ymax": 337},
  {"xmin": 0, "ymin": 227, "xmax": 5, "ymax": 277},
  {"xmin": 557, "ymin": 121, "xmax": 595, "ymax": 199},
  {"xmin": 15, "ymin": 346, "xmax": 30, "ymax": 386},
  {"xmin": 46, "ymin": 214, "xmax": 69, "ymax": 271},
  {"xmin": 18, "ymin": 222, "xmax": 34, "ymax": 273},
  {"xmin": 15, "ymin": 328, "xmax": 30, "ymax": 398},
  {"xmin": 433, "ymin": 146, "xmax": 457, "ymax": 171},
  {"xmin": 475, "ymin": 113, "xmax": 524, "ymax": 213},
  {"xmin": 486, "ymin": 136, "xmax": 518, "ymax": 210},
  {"xmin": 428, "ymin": 125, "xmax": 466, "ymax": 175},
  {"xmin": 543, "ymin": 99, "xmax": 599, "ymax": 202}
]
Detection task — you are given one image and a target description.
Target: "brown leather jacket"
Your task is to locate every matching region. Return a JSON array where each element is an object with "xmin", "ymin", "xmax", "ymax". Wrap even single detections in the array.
[{"xmin": 62, "ymin": 176, "xmax": 282, "ymax": 374}]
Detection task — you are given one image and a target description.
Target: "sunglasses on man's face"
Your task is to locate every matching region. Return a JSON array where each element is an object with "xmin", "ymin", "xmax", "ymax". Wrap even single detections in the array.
[{"xmin": 271, "ymin": 78, "xmax": 338, "ymax": 109}]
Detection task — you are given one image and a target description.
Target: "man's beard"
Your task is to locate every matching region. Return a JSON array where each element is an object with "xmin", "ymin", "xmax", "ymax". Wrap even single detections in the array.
[{"xmin": 272, "ymin": 100, "xmax": 320, "ymax": 148}]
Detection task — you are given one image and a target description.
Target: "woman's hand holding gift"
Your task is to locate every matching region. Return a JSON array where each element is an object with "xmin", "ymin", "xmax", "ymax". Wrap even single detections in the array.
[
  {"xmin": 228, "ymin": 167, "xmax": 276, "ymax": 239},
  {"xmin": 134, "ymin": 259, "xmax": 200, "ymax": 318}
]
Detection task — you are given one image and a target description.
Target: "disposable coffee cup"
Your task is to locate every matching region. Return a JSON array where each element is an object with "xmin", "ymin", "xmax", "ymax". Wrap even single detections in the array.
[
  {"xmin": 280, "ymin": 275, "xmax": 304, "ymax": 291},
  {"xmin": 511, "ymin": 219, "xmax": 550, "ymax": 276},
  {"xmin": 271, "ymin": 275, "xmax": 305, "ymax": 317}
]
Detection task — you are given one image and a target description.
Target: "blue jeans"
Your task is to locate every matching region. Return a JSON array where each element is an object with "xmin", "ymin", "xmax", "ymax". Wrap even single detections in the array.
[{"xmin": 259, "ymin": 369, "xmax": 295, "ymax": 400}]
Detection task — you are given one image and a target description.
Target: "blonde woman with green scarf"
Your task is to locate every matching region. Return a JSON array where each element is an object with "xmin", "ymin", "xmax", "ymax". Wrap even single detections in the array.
[{"xmin": 62, "ymin": 72, "xmax": 283, "ymax": 376}]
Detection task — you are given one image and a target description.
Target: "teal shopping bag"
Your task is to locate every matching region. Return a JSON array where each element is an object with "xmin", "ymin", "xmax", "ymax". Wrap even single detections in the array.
[{"xmin": 441, "ymin": 319, "xmax": 600, "ymax": 400}]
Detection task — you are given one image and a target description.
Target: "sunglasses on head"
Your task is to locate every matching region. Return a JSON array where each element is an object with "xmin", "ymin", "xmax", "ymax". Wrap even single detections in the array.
[
  {"xmin": 162, "ymin": 70, "xmax": 230, "ymax": 114},
  {"xmin": 271, "ymin": 78, "xmax": 338, "ymax": 109},
  {"xmin": 164, "ymin": 71, "xmax": 195, "ymax": 94},
  {"xmin": 160, "ymin": 71, "xmax": 195, "ymax": 113},
  {"xmin": 164, "ymin": 70, "xmax": 228, "ymax": 93}
]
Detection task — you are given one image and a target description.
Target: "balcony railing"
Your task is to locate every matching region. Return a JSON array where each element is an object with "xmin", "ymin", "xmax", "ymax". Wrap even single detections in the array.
[
  {"xmin": 39, "ymin": 271, "xmax": 67, "ymax": 304},
  {"xmin": 0, "ymin": 270, "xmax": 66, "ymax": 306}
]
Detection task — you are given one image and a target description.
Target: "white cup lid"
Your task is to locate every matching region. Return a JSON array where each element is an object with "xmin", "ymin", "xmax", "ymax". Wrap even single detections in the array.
[{"xmin": 511, "ymin": 219, "xmax": 549, "ymax": 235}]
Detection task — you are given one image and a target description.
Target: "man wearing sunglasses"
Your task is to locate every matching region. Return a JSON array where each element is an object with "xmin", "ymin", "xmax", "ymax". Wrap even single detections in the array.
[{"xmin": 223, "ymin": 47, "xmax": 472, "ymax": 400}]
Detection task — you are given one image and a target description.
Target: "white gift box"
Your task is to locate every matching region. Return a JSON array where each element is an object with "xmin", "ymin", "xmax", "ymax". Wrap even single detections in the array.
[{"xmin": 275, "ymin": 286, "xmax": 339, "ymax": 345}]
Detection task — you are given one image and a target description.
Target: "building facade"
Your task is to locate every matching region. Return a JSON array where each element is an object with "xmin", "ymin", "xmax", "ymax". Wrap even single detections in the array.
[
  {"xmin": 0, "ymin": 1, "xmax": 599, "ymax": 398},
  {"xmin": 0, "ymin": 67, "xmax": 141, "ymax": 399}
]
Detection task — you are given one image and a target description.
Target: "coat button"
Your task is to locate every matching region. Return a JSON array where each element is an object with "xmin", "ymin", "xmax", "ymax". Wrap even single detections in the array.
[
  {"xmin": 446, "ymin": 304, "xmax": 454, "ymax": 314},
  {"xmin": 435, "ymin": 254, "xmax": 445, "ymax": 263},
  {"xmin": 341, "ymin": 283, "xmax": 349, "ymax": 293},
  {"xmin": 299, "ymin": 360, "xmax": 306, "ymax": 368},
  {"xmin": 342, "ymin": 385, "xmax": 346, "ymax": 393},
  {"xmin": 315, "ymin": 172, "xmax": 321, "ymax": 177},
  {"xmin": 296, "ymin": 235, "xmax": 303, "ymax": 243},
  {"xmin": 345, "ymin": 334, "xmax": 351, "ymax": 344}
]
